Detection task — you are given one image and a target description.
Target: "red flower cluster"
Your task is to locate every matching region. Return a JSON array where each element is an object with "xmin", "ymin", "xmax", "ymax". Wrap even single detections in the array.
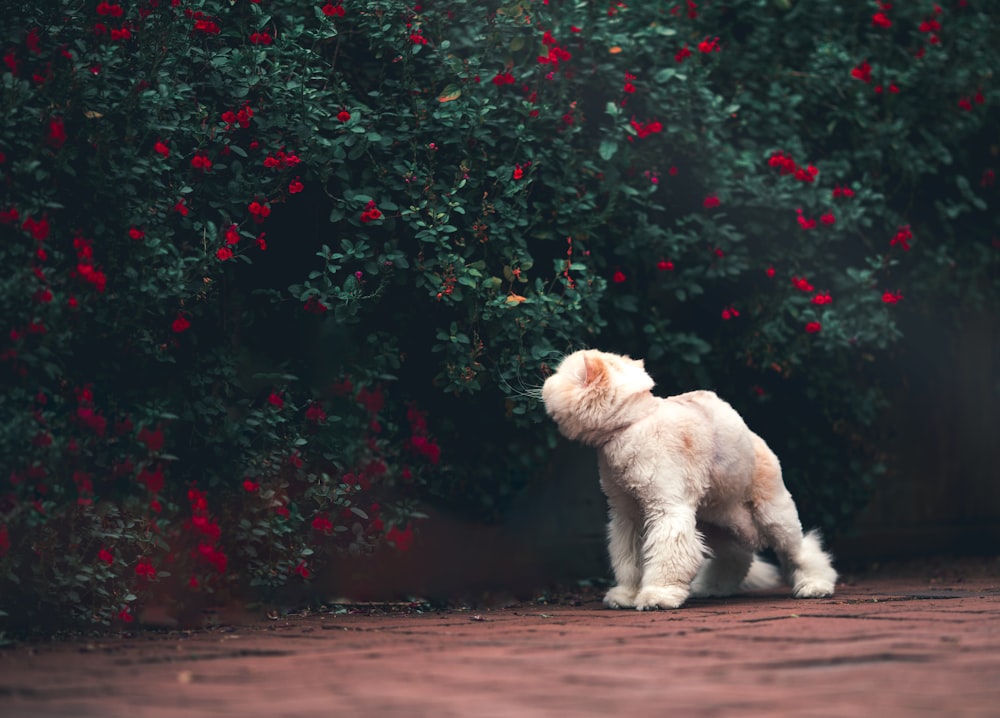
[
  {"xmin": 288, "ymin": 178, "xmax": 304, "ymax": 194},
  {"xmin": 135, "ymin": 557, "xmax": 156, "ymax": 579},
  {"xmin": 537, "ymin": 30, "xmax": 572, "ymax": 70},
  {"xmin": 187, "ymin": 487, "xmax": 227, "ymax": 574},
  {"xmin": 189, "ymin": 10, "xmax": 221, "ymax": 35},
  {"xmin": 248, "ymin": 199, "xmax": 271, "ymax": 223},
  {"xmin": 312, "ymin": 514, "xmax": 334, "ymax": 534},
  {"xmin": 698, "ymin": 37, "xmax": 720, "ymax": 53},
  {"xmin": 304, "ymin": 296, "xmax": 328, "ymax": 314},
  {"xmin": 958, "ymin": 92, "xmax": 984, "ymax": 112},
  {"xmin": 249, "ymin": 31, "xmax": 273, "ymax": 45},
  {"xmin": 796, "ymin": 208, "xmax": 816, "ymax": 230},
  {"xmin": 21, "ymin": 214, "xmax": 50, "ymax": 241},
  {"xmin": 670, "ymin": 1, "xmax": 699, "ymax": 19},
  {"xmin": 851, "ymin": 60, "xmax": 873, "ymax": 84},
  {"xmin": 305, "ymin": 401, "xmax": 326, "ymax": 423},
  {"xmin": 190, "ymin": 152, "xmax": 212, "ymax": 170},
  {"xmin": 812, "ymin": 293, "xmax": 833, "ymax": 305},
  {"xmin": 767, "ymin": 151, "xmax": 818, "ymax": 182},
  {"xmin": 623, "ymin": 71, "xmax": 637, "ymax": 94},
  {"xmin": 491, "ymin": 70, "xmax": 516, "ymax": 86},
  {"xmin": 263, "ymin": 149, "xmax": 301, "ymax": 169},
  {"xmin": 72, "ymin": 234, "xmax": 107, "ymax": 293},
  {"xmin": 882, "ymin": 290, "xmax": 903, "ymax": 304},
  {"xmin": 675, "ymin": 44, "xmax": 692, "ymax": 63},
  {"xmin": 172, "ymin": 312, "xmax": 191, "ymax": 333},
  {"xmin": 832, "ymin": 185, "xmax": 855, "ymax": 199},
  {"xmin": 805, "ymin": 321, "xmax": 822, "ymax": 334},
  {"xmin": 890, "ymin": 225, "xmax": 912, "ymax": 250},
  {"xmin": 386, "ymin": 524, "xmax": 414, "ymax": 551},
  {"xmin": 360, "ymin": 200, "xmax": 382, "ymax": 223},
  {"xmin": 47, "ymin": 118, "xmax": 67, "ymax": 149},
  {"xmin": 721, "ymin": 305, "xmax": 739, "ymax": 320},
  {"xmin": 321, "ymin": 3, "xmax": 345, "ymax": 17},
  {"xmin": 629, "ymin": 117, "xmax": 662, "ymax": 139},
  {"xmin": 792, "ymin": 276, "xmax": 815, "ymax": 293},
  {"xmin": 220, "ymin": 102, "xmax": 253, "ymax": 130},
  {"xmin": 703, "ymin": 195, "xmax": 721, "ymax": 209}
]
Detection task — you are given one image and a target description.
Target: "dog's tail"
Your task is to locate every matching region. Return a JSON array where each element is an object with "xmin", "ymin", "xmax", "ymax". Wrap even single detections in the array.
[{"xmin": 740, "ymin": 555, "xmax": 782, "ymax": 591}]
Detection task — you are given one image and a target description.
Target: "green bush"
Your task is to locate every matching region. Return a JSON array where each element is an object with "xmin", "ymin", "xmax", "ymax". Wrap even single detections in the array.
[{"xmin": 1, "ymin": 0, "xmax": 997, "ymax": 633}]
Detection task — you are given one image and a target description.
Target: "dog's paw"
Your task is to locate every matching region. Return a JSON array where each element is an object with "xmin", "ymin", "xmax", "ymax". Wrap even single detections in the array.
[
  {"xmin": 792, "ymin": 578, "xmax": 835, "ymax": 598},
  {"xmin": 634, "ymin": 585, "xmax": 688, "ymax": 611},
  {"xmin": 603, "ymin": 585, "xmax": 638, "ymax": 609}
]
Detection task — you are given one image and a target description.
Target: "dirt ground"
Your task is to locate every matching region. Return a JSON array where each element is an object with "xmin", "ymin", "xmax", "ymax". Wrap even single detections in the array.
[{"xmin": 1, "ymin": 557, "xmax": 998, "ymax": 718}]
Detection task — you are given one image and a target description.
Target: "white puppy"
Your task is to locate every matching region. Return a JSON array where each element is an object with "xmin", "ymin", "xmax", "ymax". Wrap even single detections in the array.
[{"xmin": 542, "ymin": 349, "xmax": 837, "ymax": 610}]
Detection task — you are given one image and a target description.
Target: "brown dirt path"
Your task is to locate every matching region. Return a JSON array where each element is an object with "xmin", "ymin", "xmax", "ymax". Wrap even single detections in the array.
[{"xmin": 1, "ymin": 560, "xmax": 998, "ymax": 717}]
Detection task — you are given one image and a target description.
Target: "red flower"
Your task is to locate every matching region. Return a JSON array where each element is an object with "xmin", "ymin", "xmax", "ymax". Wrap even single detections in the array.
[
  {"xmin": 630, "ymin": 118, "xmax": 663, "ymax": 139},
  {"xmin": 360, "ymin": 200, "xmax": 382, "ymax": 223},
  {"xmin": 820, "ymin": 212, "xmax": 836, "ymax": 225},
  {"xmin": 698, "ymin": 37, "xmax": 720, "ymax": 53},
  {"xmin": 225, "ymin": 224, "xmax": 240, "ymax": 246},
  {"xmin": 138, "ymin": 425, "xmax": 165, "ymax": 452},
  {"xmin": 882, "ymin": 290, "xmax": 903, "ymax": 304},
  {"xmin": 491, "ymin": 70, "xmax": 516, "ymax": 86},
  {"xmin": 171, "ymin": 312, "xmax": 191, "ymax": 333},
  {"xmin": 804, "ymin": 321, "xmax": 822, "ymax": 334},
  {"xmin": 305, "ymin": 402, "xmax": 326, "ymax": 423},
  {"xmin": 138, "ymin": 464, "xmax": 165, "ymax": 495},
  {"xmin": 832, "ymin": 185, "xmax": 855, "ymax": 199},
  {"xmin": 321, "ymin": 3, "xmax": 345, "ymax": 17},
  {"xmin": 721, "ymin": 306, "xmax": 739, "ymax": 320},
  {"xmin": 675, "ymin": 44, "xmax": 692, "ymax": 63},
  {"xmin": 386, "ymin": 524, "xmax": 415, "ymax": 551},
  {"xmin": 118, "ymin": 607, "xmax": 134, "ymax": 623},
  {"xmin": 872, "ymin": 12, "xmax": 891, "ymax": 28},
  {"xmin": 295, "ymin": 561, "xmax": 311, "ymax": 578},
  {"xmin": 304, "ymin": 296, "xmax": 328, "ymax": 314},
  {"xmin": 851, "ymin": 61, "xmax": 873, "ymax": 84},
  {"xmin": 766, "ymin": 266, "xmax": 776, "ymax": 278},
  {"xmin": 792, "ymin": 276, "xmax": 815, "ymax": 292},
  {"xmin": 703, "ymin": 195, "xmax": 720, "ymax": 209},
  {"xmin": 216, "ymin": 246, "xmax": 233, "ymax": 261},
  {"xmin": 612, "ymin": 270, "xmax": 627, "ymax": 284},
  {"xmin": 512, "ymin": 164, "xmax": 524, "ymax": 180},
  {"xmin": 657, "ymin": 259, "xmax": 674, "ymax": 271},
  {"xmin": 129, "ymin": 226, "xmax": 145, "ymax": 240},
  {"xmin": 410, "ymin": 435, "xmax": 441, "ymax": 464},
  {"xmin": 190, "ymin": 152, "xmax": 212, "ymax": 170},
  {"xmin": 268, "ymin": 392, "xmax": 284, "ymax": 408},
  {"xmin": 154, "ymin": 140, "xmax": 170, "ymax": 158},
  {"xmin": 174, "ymin": 198, "xmax": 189, "ymax": 216},
  {"xmin": 98, "ymin": 547, "xmax": 113, "ymax": 564},
  {"xmin": 812, "ymin": 293, "xmax": 832, "ymax": 305},
  {"xmin": 288, "ymin": 179, "xmax": 304, "ymax": 194},
  {"xmin": 249, "ymin": 31, "xmax": 273, "ymax": 45},
  {"xmin": 22, "ymin": 215, "xmax": 50, "ymax": 241},
  {"xmin": 312, "ymin": 515, "xmax": 334, "ymax": 534},
  {"xmin": 47, "ymin": 118, "xmax": 67, "ymax": 149},
  {"xmin": 135, "ymin": 557, "xmax": 157, "ymax": 579},
  {"xmin": 242, "ymin": 478, "xmax": 259, "ymax": 492},
  {"xmin": 890, "ymin": 225, "xmax": 912, "ymax": 251},
  {"xmin": 337, "ymin": 109, "xmax": 351, "ymax": 122}
]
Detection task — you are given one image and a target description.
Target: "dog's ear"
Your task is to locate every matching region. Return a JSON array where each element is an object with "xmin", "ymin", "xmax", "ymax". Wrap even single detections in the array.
[{"xmin": 582, "ymin": 352, "xmax": 609, "ymax": 387}]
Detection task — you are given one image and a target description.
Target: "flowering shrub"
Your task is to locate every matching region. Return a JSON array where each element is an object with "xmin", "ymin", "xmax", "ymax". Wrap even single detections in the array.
[{"xmin": 2, "ymin": 1, "xmax": 998, "ymax": 633}]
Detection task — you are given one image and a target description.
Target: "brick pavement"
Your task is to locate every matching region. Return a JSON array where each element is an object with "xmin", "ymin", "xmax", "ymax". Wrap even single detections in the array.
[{"xmin": 1, "ymin": 562, "xmax": 998, "ymax": 718}]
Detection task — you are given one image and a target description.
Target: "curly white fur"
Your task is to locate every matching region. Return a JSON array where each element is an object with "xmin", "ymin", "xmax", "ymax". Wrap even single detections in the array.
[{"xmin": 542, "ymin": 349, "xmax": 837, "ymax": 610}]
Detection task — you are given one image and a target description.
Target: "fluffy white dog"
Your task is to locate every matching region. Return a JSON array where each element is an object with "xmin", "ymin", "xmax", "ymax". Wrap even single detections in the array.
[{"xmin": 542, "ymin": 349, "xmax": 837, "ymax": 610}]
